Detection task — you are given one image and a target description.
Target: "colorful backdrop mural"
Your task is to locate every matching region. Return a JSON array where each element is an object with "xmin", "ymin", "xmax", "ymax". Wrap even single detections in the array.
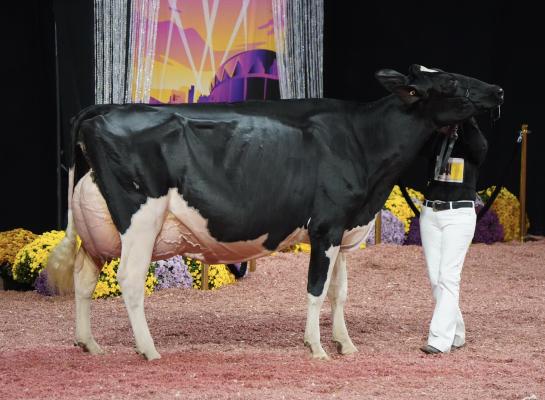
[{"xmin": 149, "ymin": 0, "xmax": 279, "ymax": 104}]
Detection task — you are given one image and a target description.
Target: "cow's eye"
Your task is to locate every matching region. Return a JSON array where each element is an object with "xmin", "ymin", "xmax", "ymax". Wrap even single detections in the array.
[{"xmin": 409, "ymin": 90, "xmax": 417, "ymax": 96}]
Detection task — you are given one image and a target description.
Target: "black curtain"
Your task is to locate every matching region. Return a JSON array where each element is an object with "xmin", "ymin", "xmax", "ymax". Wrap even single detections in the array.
[
  {"xmin": 53, "ymin": 0, "xmax": 95, "ymax": 228},
  {"xmin": 0, "ymin": 1, "xmax": 93, "ymax": 233},
  {"xmin": 324, "ymin": 2, "xmax": 545, "ymax": 235},
  {"xmin": 1, "ymin": 2, "xmax": 57, "ymax": 233}
]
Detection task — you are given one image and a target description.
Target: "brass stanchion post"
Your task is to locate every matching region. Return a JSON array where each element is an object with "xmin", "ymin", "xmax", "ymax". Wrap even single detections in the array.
[
  {"xmin": 201, "ymin": 263, "xmax": 209, "ymax": 290},
  {"xmin": 375, "ymin": 211, "xmax": 382, "ymax": 244},
  {"xmin": 519, "ymin": 124, "xmax": 529, "ymax": 242}
]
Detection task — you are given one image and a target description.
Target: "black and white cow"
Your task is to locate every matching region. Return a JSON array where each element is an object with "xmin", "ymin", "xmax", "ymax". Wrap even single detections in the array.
[{"xmin": 46, "ymin": 64, "xmax": 503, "ymax": 360}]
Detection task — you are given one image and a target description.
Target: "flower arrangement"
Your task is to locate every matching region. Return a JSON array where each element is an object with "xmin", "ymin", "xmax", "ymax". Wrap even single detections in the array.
[
  {"xmin": 0, "ymin": 228, "xmax": 38, "ymax": 289},
  {"xmin": 0, "ymin": 228, "xmax": 38, "ymax": 267},
  {"xmin": 284, "ymin": 243, "xmax": 311, "ymax": 253},
  {"xmin": 11, "ymin": 230, "xmax": 65, "ymax": 285},
  {"xmin": 404, "ymin": 216, "xmax": 422, "ymax": 246},
  {"xmin": 34, "ymin": 269, "xmax": 56, "ymax": 296},
  {"xmin": 154, "ymin": 255, "xmax": 193, "ymax": 290},
  {"xmin": 473, "ymin": 206, "xmax": 504, "ymax": 244},
  {"xmin": 93, "ymin": 259, "xmax": 121, "ymax": 299},
  {"xmin": 93, "ymin": 258, "xmax": 157, "ymax": 299},
  {"xmin": 384, "ymin": 185, "xmax": 424, "ymax": 233},
  {"xmin": 186, "ymin": 257, "xmax": 236, "ymax": 290},
  {"xmin": 366, "ymin": 209, "xmax": 405, "ymax": 245},
  {"xmin": 478, "ymin": 186, "xmax": 528, "ymax": 241}
]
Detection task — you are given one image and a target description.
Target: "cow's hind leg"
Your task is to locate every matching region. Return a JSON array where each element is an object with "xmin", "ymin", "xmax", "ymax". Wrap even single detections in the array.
[
  {"xmin": 304, "ymin": 239, "xmax": 340, "ymax": 360},
  {"xmin": 117, "ymin": 197, "xmax": 167, "ymax": 361},
  {"xmin": 74, "ymin": 247, "xmax": 103, "ymax": 354},
  {"xmin": 327, "ymin": 252, "xmax": 357, "ymax": 355}
]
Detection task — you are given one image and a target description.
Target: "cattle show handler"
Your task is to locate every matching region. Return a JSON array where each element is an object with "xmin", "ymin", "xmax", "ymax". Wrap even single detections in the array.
[{"xmin": 419, "ymin": 117, "xmax": 488, "ymax": 354}]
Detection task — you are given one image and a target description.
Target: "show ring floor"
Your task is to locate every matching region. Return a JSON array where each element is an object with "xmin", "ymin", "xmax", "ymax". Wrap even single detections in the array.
[{"xmin": 1, "ymin": 241, "xmax": 544, "ymax": 399}]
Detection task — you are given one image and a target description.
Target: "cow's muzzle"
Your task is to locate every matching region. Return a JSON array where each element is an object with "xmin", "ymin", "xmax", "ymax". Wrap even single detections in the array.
[{"xmin": 495, "ymin": 86, "xmax": 505, "ymax": 103}]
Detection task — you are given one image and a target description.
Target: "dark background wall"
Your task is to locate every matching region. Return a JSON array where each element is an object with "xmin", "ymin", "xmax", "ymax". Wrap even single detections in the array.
[
  {"xmin": 2, "ymin": 1, "xmax": 94, "ymax": 234},
  {"xmin": 2, "ymin": 1, "xmax": 544, "ymax": 235},
  {"xmin": 3, "ymin": 2, "xmax": 57, "ymax": 233}
]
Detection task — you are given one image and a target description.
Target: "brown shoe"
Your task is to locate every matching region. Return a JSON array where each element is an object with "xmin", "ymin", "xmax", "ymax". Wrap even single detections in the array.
[{"xmin": 420, "ymin": 344, "xmax": 442, "ymax": 354}]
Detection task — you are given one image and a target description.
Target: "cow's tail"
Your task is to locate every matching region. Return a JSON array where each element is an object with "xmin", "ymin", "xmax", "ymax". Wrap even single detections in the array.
[
  {"xmin": 45, "ymin": 107, "xmax": 98, "ymax": 295},
  {"xmin": 46, "ymin": 105, "xmax": 112, "ymax": 294},
  {"xmin": 46, "ymin": 168, "xmax": 78, "ymax": 294}
]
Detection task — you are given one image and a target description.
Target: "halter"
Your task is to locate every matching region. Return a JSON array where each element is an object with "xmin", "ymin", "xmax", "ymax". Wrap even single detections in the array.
[{"xmin": 463, "ymin": 85, "xmax": 501, "ymax": 123}]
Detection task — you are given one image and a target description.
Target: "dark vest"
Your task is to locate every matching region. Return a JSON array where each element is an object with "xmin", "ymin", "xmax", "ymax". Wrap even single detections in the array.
[{"xmin": 423, "ymin": 118, "xmax": 488, "ymax": 202}]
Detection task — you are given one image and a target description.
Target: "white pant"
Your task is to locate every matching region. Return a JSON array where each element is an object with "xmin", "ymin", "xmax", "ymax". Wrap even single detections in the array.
[{"xmin": 419, "ymin": 203, "xmax": 476, "ymax": 352}]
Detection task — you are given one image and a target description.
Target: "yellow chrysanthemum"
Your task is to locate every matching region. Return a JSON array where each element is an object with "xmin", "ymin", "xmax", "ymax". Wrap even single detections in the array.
[
  {"xmin": 92, "ymin": 258, "xmax": 157, "ymax": 299},
  {"xmin": 186, "ymin": 257, "xmax": 236, "ymax": 289},
  {"xmin": 284, "ymin": 243, "xmax": 311, "ymax": 253},
  {"xmin": 12, "ymin": 230, "xmax": 65, "ymax": 284},
  {"xmin": 384, "ymin": 185, "xmax": 424, "ymax": 233},
  {"xmin": 0, "ymin": 228, "xmax": 38, "ymax": 266},
  {"xmin": 479, "ymin": 186, "xmax": 529, "ymax": 241}
]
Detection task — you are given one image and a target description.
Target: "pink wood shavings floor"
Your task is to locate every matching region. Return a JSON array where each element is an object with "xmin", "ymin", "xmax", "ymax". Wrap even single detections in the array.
[{"xmin": 1, "ymin": 240, "xmax": 545, "ymax": 399}]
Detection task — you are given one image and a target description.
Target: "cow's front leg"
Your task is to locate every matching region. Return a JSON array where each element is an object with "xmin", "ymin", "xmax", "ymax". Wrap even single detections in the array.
[
  {"xmin": 327, "ymin": 252, "xmax": 357, "ymax": 355},
  {"xmin": 117, "ymin": 197, "xmax": 168, "ymax": 361},
  {"xmin": 304, "ymin": 237, "xmax": 340, "ymax": 360}
]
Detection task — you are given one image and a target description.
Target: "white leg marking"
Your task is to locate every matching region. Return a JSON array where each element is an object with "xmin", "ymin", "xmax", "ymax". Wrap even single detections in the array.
[
  {"xmin": 74, "ymin": 248, "xmax": 103, "ymax": 354},
  {"xmin": 117, "ymin": 196, "xmax": 168, "ymax": 361},
  {"xmin": 327, "ymin": 252, "xmax": 357, "ymax": 355},
  {"xmin": 304, "ymin": 245, "xmax": 340, "ymax": 360}
]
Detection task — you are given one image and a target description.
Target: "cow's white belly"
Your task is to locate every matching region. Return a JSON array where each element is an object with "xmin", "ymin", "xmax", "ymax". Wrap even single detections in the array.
[{"xmin": 72, "ymin": 171, "xmax": 374, "ymax": 266}]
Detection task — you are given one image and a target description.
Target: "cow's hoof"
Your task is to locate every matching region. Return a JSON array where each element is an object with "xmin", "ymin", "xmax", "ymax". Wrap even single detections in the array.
[
  {"xmin": 135, "ymin": 346, "xmax": 161, "ymax": 361},
  {"xmin": 334, "ymin": 340, "xmax": 358, "ymax": 355},
  {"xmin": 311, "ymin": 350, "xmax": 331, "ymax": 361},
  {"xmin": 75, "ymin": 340, "xmax": 104, "ymax": 355},
  {"xmin": 143, "ymin": 350, "xmax": 161, "ymax": 361},
  {"xmin": 304, "ymin": 341, "xmax": 330, "ymax": 361}
]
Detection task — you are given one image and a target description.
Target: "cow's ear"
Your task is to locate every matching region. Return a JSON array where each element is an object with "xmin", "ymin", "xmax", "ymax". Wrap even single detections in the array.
[
  {"xmin": 375, "ymin": 69, "xmax": 408, "ymax": 92},
  {"xmin": 376, "ymin": 69, "xmax": 422, "ymax": 105}
]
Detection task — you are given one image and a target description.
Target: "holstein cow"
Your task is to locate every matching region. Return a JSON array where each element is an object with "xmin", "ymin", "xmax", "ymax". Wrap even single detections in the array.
[{"xmin": 46, "ymin": 64, "xmax": 503, "ymax": 361}]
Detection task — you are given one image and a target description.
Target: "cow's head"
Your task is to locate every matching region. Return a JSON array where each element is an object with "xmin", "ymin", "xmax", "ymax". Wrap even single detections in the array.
[{"xmin": 375, "ymin": 64, "xmax": 504, "ymax": 126}]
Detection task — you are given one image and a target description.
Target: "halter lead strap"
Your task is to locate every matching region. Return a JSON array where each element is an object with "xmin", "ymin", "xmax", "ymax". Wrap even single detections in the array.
[{"xmin": 434, "ymin": 125, "xmax": 459, "ymax": 178}]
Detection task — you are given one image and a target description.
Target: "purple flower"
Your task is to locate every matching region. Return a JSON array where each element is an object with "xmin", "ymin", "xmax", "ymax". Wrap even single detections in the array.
[
  {"xmin": 404, "ymin": 217, "xmax": 422, "ymax": 245},
  {"xmin": 34, "ymin": 270, "xmax": 57, "ymax": 296},
  {"xmin": 404, "ymin": 206, "xmax": 504, "ymax": 246},
  {"xmin": 473, "ymin": 206, "xmax": 504, "ymax": 244},
  {"xmin": 366, "ymin": 210, "xmax": 406, "ymax": 245},
  {"xmin": 154, "ymin": 255, "xmax": 193, "ymax": 290}
]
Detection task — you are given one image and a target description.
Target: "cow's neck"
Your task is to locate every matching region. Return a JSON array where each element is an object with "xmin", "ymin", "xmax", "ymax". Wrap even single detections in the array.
[
  {"xmin": 347, "ymin": 95, "xmax": 435, "ymax": 228},
  {"xmin": 352, "ymin": 95, "xmax": 435, "ymax": 175}
]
